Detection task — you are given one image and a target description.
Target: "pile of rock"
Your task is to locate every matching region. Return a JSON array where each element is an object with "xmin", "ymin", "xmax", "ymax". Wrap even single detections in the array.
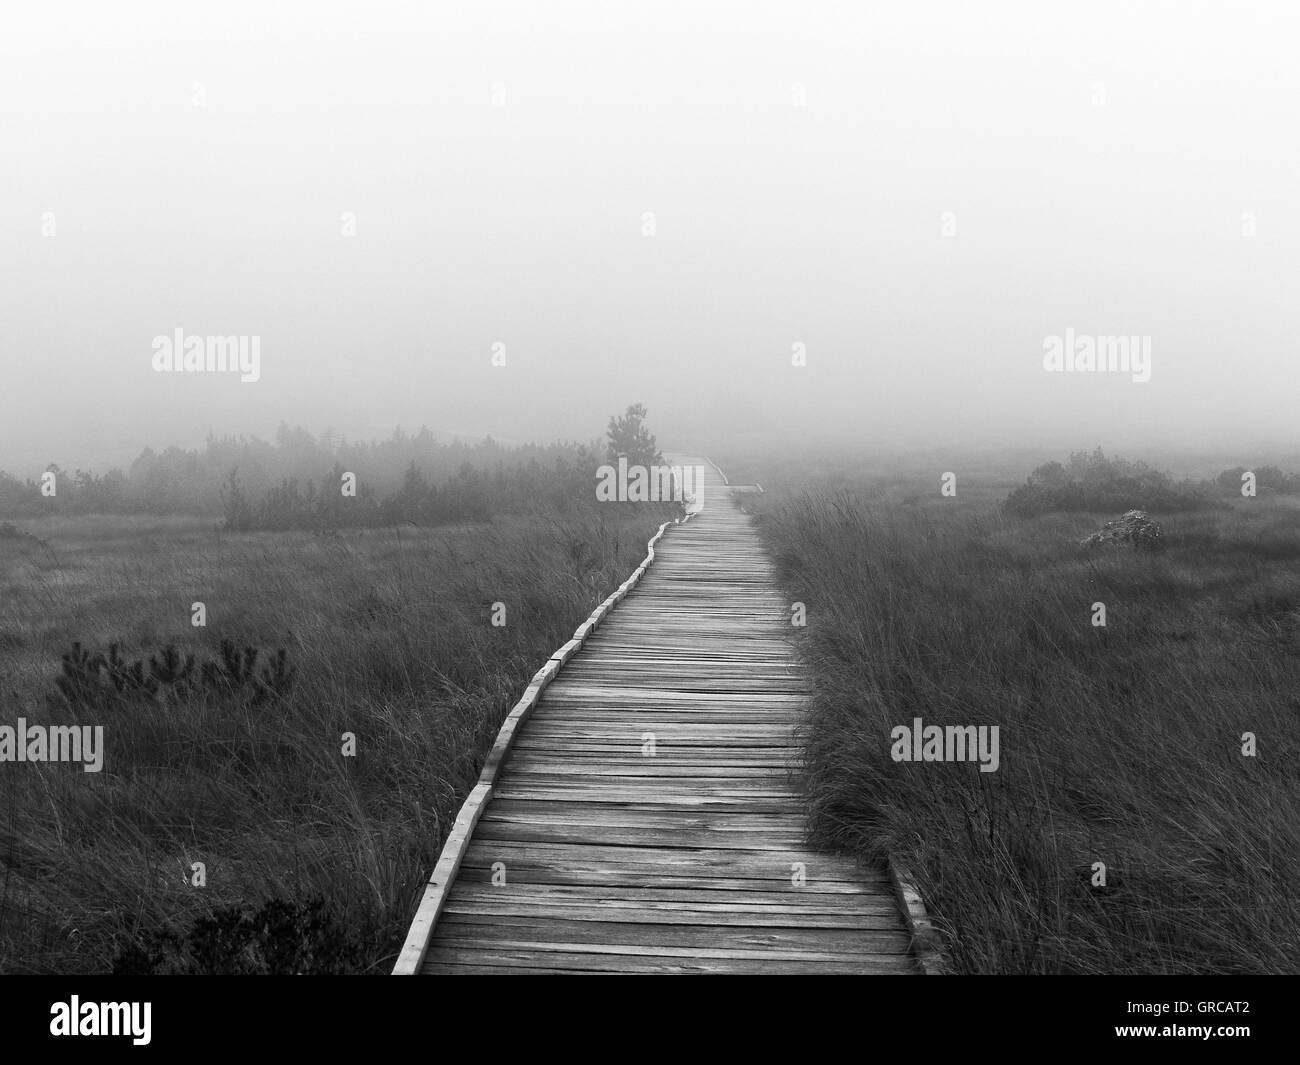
[{"xmin": 1080, "ymin": 509, "xmax": 1164, "ymax": 550}]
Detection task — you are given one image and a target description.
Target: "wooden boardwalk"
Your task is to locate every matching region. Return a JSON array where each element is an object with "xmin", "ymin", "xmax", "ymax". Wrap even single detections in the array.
[{"xmin": 394, "ymin": 457, "xmax": 923, "ymax": 974}]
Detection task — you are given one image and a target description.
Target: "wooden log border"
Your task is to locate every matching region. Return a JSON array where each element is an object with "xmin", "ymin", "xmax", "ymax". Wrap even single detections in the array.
[
  {"xmin": 392, "ymin": 497, "xmax": 700, "ymax": 974},
  {"xmin": 887, "ymin": 860, "xmax": 950, "ymax": 975},
  {"xmin": 704, "ymin": 455, "xmax": 761, "ymax": 495}
]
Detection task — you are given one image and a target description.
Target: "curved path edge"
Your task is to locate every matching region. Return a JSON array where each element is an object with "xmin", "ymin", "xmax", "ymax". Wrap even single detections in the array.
[{"xmin": 392, "ymin": 495, "xmax": 697, "ymax": 974}]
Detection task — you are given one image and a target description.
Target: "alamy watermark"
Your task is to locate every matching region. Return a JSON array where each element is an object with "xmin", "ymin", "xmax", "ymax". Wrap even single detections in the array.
[
  {"xmin": 1, "ymin": 719, "xmax": 104, "ymax": 772},
  {"xmin": 1043, "ymin": 328, "xmax": 1151, "ymax": 383},
  {"xmin": 595, "ymin": 458, "xmax": 705, "ymax": 506},
  {"xmin": 891, "ymin": 716, "xmax": 999, "ymax": 773},
  {"xmin": 50, "ymin": 997, "xmax": 150, "ymax": 1045},
  {"xmin": 152, "ymin": 328, "xmax": 260, "ymax": 382}
]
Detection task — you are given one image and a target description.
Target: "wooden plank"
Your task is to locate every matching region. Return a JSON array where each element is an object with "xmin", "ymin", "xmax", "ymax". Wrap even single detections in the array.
[
  {"xmin": 422, "ymin": 949, "xmax": 916, "ymax": 975},
  {"xmin": 482, "ymin": 802, "xmax": 808, "ymax": 830},
  {"xmin": 446, "ymin": 884, "xmax": 905, "ymax": 911},
  {"xmin": 425, "ymin": 936, "xmax": 911, "ymax": 963},
  {"xmin": 448, "ymin": 864, "xmax": 886, "ymax": 892},
  {"xmin": 487, "ymin": 786, "xmax": 801, "ymax": 806},
  {"xmin": 441, "ymin": 904, "xmax": 907, "ymax": 929},
  {"xmin": 458, "ymin": 841, "xmax": 884, "ymax": 881},
  {"xmin": 433, "ymin": 918, "xmax": 913, "ymax": 954},
  {"xmin": 471, "ymin": 821, "xmax": 810, "ymax": 850}
]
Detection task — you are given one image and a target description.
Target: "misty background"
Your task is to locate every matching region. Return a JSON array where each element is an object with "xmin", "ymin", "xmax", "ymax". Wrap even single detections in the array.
[{"xmin": 1, "ymin": 0, "xmax": 1296, "ymax": 479}]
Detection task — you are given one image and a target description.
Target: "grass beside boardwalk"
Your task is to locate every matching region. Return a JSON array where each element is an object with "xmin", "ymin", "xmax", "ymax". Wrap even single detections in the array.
[
  {"xmin": 738, "ymin": 453, "xmax": 1300, "ymax": 974},
  {"xmin": 0, "ymin": 504, "xmax": 672, "ymax": 973}
]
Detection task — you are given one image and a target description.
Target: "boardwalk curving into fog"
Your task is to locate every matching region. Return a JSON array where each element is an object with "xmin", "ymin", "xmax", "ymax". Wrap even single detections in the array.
[{"xmin": 394, "ymin": 457, "xmax": 923, "ymax": 974}]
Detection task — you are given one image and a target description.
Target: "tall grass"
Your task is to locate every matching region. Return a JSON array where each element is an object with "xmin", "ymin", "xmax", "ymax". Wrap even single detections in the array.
[
  {"xmin": 0, "ymin": 503, "xmax": 672, "ymax": 973},
  {"xmin": 753, "ymin": 486, "xmax": 1300, "ymax": 974}
]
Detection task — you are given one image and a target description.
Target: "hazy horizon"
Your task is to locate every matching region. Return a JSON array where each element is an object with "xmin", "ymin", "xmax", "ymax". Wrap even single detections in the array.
[{"xmin": 3, "ymin": 1, "xmax": 1297, "ymax": 478}]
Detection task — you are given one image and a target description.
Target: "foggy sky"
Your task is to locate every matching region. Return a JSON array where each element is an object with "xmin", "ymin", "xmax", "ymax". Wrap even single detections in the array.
[{"xmin": 2, "ymin": 0, "xmax": 1297, "ymax": 477}]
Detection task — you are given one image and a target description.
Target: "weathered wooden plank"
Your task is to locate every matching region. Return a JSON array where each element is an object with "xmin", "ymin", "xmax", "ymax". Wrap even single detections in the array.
[
  {"xmin": 488, "ymin": 785, "xmax": 801, "ymax": 806},
  {"xmin": 441, "ymin": 904, "xmax": 907, "ymax": 929},
  {"xmin": 458, "ymin": 841, "xmax": 883, "ymax": 880},
  {"xmin": 498, "ymin": 763, "xmax": 794, "ymax": 778},
  {"xmin": 514, "ymin": 736, "xmax": 801, "ymax": 748},
  {"xmin": 446, "ymin": 884, "xmax": 904, "ymax": 911},
  {"xmin": 508, "ymin": 741, "xmax": 801, "ymax": 756},
  {"xmin": 482, "ymin": 801, "xmax": 808, "ymax": 830},
  {"xmin": 481, "ymin": 813, "xmax": 809, "ymax": 835},
  {"xmin": 425, "ymin": 936, "xmax": 912, "ymax": 963},
  {"xmin": 421, "ymin": 949, "xmax": 915, "ymax": 975},
  {"xmin": 449, "ymin": 864, "xmax": 886, "ymax": 892},
  {"xmin": 434, "ymin": 918, "xmax": 914, "ymax": 954},
  {"xmin": 472, "ymin": 821, "xmax": 810, "ymax": 850}
]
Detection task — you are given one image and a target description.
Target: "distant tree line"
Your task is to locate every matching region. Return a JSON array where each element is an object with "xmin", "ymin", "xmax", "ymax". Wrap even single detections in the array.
[
  {"xmin": 1004, "ymin": 448, "xmax": 1300, "ymax": 517},
  {"xmin": 0, "ymin": 424, "xmax": 615, "ymax": 526},
  {"xmin": 215, "ymin": 454, "xmax": 609, "ymax": 532},
  {"xmin": 1, "ymin": 407, "xmax": 679, "ymax": 531}
]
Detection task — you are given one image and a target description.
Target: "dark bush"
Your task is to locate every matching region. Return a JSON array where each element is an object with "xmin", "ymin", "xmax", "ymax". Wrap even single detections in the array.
[
  {"xmin": 111, "ymin": 897, "xmax": 363, "ymax": 975},
  {"xmin": 48, "ymin": 639, "xmax": 295, "ymax": 714},
  {"xmin": 1005, "ymin": 449, "xmax": 1208, "ymax": 517},
  {"xmin": 1215, "ymin": 465, "xmax": 1300, "ymax": 495}
]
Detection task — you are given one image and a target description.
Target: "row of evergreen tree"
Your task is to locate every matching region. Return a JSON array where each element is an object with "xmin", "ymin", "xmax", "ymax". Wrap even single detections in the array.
[
  {"xmin": 1, "ymin": 406, "xmax": 672, "ymax": 531},
  {"xmin": 0, "ymin": 425, "xmax": 610, "ymax": 523}
]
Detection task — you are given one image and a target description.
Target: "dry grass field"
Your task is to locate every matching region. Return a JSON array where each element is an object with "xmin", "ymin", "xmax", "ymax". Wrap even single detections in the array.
[
  {"xmin": 726, "ymin": 448, "xmax": 1300, "ymax": 974},
  {"xmin": 0, "ymin": 505, "xmax": 670, "ymax": 973}
]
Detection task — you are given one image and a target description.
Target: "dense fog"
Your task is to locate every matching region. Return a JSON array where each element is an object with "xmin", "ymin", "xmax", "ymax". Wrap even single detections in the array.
[{"xmin": 3, "ymin": 1, "xmax": 1296, "ymax": 476}]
